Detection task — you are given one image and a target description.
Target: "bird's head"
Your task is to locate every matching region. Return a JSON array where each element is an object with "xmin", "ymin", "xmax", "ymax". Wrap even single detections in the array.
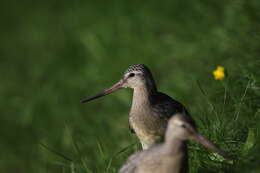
[
  {"xmin": 80, "ymin": 64, "xmax": 157, "ymax": 103},
  {"xmin": 166, "ymin": 113, "xmax": 229, "ymax": 158},
  {"xmin": 122, "ymin": 64, "xmax": 156, "ymax": 89}
]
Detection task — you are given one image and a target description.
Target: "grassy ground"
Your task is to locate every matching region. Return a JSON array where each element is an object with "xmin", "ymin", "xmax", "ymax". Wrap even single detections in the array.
[{"xmin": 0, "ymin": 0, "xmax": 260, "ymax": 172}]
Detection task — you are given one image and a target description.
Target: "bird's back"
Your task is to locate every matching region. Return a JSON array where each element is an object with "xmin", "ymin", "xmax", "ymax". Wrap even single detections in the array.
[
  {"xmin": 150, "ymin": 92, "xmax": 189, "ymax": 120},
  {"xmin": 119, "ymin": 145, "xmax": 162, "ymax": 173},
  {"xmin": 119, "ymin": 143, "xmax": 188, "ymax": 173}
]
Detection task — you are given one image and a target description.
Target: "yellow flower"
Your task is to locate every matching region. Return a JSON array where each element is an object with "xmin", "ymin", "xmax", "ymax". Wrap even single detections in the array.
[{"xmin": 213, "ymin": 66, "xmax": 225, "ymax": 80}]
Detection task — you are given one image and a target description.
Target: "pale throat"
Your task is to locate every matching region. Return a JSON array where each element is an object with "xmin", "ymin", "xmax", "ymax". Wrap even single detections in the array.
[{"xmin": 131, "ymin": 85, "xmax": 151, "ymax": 108}]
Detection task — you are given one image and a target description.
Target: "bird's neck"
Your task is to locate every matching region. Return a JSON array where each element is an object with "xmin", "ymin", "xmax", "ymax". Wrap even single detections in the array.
[
  {"xmin": 132, "ymin": 85, "xmax": 156, "ymax": 107},
  {"xmin": 162, "ymin": 140, "xmax": 188, "ymax": 173},
  {"xmin": 163, "ymin": 139, "xmax": 187, "ymax": 156}
]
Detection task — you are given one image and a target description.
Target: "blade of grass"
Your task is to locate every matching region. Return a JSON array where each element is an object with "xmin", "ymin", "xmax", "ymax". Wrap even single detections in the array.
[
  {"xmin": 196, "ymin": 80, "xmax": 219, "ymax": 121},
  {"xmin": 105, "ymin": 142, "xmax": 137, "ymax": 172},
  {"xmin": 97, "ymin": 138, "xmax": 106, "ymax": 159},
  {"xmin": 234, "ymin": 80, "xmax": 250, "ymax": 121},
  {"xmin": 114, "ymin": 142, "xmax": 137, "ymax": 157},
  {"xmin": 64, "ymin": 122, "xmax": 93, "ymax": 172},
  {"xmin": 39, "ymin": 142, "xmax": 73, "ymax": 162}
]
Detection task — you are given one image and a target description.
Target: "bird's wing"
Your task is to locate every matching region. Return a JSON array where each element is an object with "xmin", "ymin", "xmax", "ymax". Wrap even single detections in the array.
[{"xmin": 151, "ymin": 92, "xmax": 189, "ymax": 120}]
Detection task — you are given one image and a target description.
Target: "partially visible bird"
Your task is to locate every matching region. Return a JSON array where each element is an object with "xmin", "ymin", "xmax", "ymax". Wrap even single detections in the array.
[
  {"xmin": 119, "ymin": 113, "xmax": 229, "ymax": 173},
  {"xmin": 81, "ymin": 64, "xmax": 188, "ymax": 149}
]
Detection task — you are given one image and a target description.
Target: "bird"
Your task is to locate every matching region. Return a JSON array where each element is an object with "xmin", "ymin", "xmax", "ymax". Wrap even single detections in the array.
[
  {"xmin": 118, "ymin": 113, "xmax": 229, "ymax": 173},
  {"xmin": 81, "ymin": 64, "xmax": 189, "ymax": 149}
]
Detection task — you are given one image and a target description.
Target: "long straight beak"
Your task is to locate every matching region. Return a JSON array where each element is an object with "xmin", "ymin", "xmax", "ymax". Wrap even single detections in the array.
[
  {"xmin": 194, "ymin": 134, "xmax": 229, "ymax": 158},
  {"xmin": 80, "ymin": 80, "xmax": 124, "ymax": 103}
]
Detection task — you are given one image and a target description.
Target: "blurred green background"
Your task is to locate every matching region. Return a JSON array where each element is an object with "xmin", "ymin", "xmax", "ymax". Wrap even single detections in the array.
[{"xmin": 1, "ymin": 0, "xmax": 260, "ymax": 172}]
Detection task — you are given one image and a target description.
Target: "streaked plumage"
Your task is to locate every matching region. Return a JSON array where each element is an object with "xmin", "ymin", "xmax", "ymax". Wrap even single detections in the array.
[{"xmin": 81, "ymin": 64, "xmax": 189, "ymax": 149}]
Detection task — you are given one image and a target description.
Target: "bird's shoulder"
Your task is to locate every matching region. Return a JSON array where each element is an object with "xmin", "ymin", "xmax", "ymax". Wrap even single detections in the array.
[{"xmin": 150, "ymin": 92, "xmax": 189, "ymax": 119}]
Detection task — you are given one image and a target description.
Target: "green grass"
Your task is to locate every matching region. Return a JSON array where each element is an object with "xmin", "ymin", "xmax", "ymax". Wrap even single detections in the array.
[
  {"xmin": 0, "ymin": 0, "xmax": 260, "ymax": 172},
  {"xmin": 40, "ymin": 63, "xmax": 260, "ymax": 173}
]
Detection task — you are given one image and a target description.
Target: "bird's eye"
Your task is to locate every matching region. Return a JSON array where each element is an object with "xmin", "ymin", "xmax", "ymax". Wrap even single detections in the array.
[
  {"xmin": 129, "ymin": 73, "xmax": 135, "ymax": 77},
  {"xmin": 181, "ymin": 124, "xmax": 186, "ymax": 128}
]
